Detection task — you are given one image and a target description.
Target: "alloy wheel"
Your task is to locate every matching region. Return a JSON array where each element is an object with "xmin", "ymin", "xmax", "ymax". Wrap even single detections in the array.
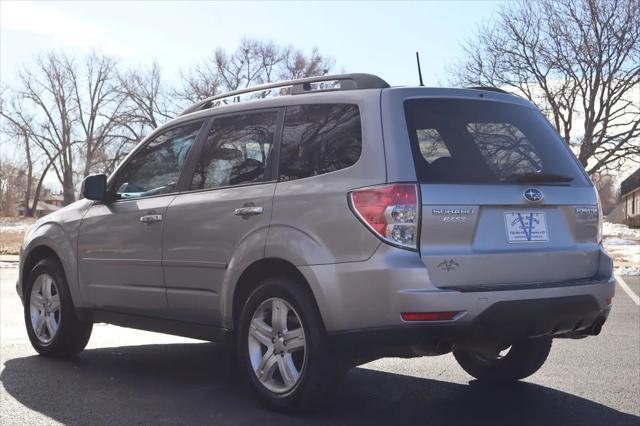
[
  {"xmin": 247, "ymin": 297, "xmax": 307, "ymax": 393},
  {"xmin": 29, "ymin": 273, "xmax": 61, "ymax": 344}
]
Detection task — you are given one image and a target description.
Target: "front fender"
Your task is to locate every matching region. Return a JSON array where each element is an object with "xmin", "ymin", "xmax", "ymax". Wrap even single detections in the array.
[
  {"xmin": 20, "ymin": 200, "xmax": 91, "ymax": 307},
  {"xmin": 21, "ymin": 223, "xmax": 82, "ymax": 307}
]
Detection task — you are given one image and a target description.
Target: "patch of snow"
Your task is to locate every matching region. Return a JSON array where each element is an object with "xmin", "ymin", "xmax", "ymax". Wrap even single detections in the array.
[
  {"xmin": 603, "ymin": 221, "xmax": 640, "ymax": 240},
  {"xmin": 0, "ymin": 217, "xmax": 36, "ymax": 234},
  {"xmin": 614, "ymin": 266, "xmax": 640, "ymax": 276},
  {"xmin": 604, "ymin": 237, "xmax": 637, "ymax": 246},
  {"xmin": 602, "ymin": 221, "xmax": 639, "ymax": 275}
]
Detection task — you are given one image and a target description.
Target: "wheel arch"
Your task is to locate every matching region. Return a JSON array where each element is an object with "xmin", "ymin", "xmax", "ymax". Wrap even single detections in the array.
[
  {"xmin": 21, "ymin": 245, "xmax": 62, "ymax": 298},
  {"xmin": 21, "ymin": 227, "xmax": 81, "ymax": 307},
  {"xmin": 230, "ymin": 258, "xmax": 325, "ymax": 332}
]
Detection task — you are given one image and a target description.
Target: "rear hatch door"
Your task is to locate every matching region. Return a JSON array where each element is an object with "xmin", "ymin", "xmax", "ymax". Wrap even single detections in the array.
[{"xmin": 402, "ymin": 97, "xmax": 600, "ymax": 289}]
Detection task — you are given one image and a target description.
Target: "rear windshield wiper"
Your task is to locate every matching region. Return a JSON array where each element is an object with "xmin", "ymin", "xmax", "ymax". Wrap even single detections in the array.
[{"xmin": 509, "ymin": 172, "xmax": 574, "ymax": 184}]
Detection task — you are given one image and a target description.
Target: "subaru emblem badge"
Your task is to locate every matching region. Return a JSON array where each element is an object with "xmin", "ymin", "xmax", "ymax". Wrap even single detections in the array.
[{"xmin": 523, "ymin": 188, "xmax": 543, "ymax": 203}]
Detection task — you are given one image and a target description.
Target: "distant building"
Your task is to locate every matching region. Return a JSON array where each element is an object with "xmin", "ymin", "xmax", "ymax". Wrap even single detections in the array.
[
  {"xmin": 620, "ymin": 168, "xmax": 640, "ymax": 221},
  {"xmin": 15, "ymin": 193, "xmax": 64, "ymax": 217}
]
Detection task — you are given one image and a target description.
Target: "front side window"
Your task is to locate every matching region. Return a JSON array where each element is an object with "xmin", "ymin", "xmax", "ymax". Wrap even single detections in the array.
[
  {"xmin": 279, "ymin": 104, "xmax": 362, "ymax": 182},
  {"xmin": 190, "ymin": 111, "xmax": 278, "ymax": 190},
  {"xmin": 114, "ymin": 121, "xmax": 202, "ymax": 199}
]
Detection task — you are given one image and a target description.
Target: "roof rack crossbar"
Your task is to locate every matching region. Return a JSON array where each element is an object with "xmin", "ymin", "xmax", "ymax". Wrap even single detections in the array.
[{"xmin": 180, "ymin": 73, "xmax": 389, "ymax": 116}]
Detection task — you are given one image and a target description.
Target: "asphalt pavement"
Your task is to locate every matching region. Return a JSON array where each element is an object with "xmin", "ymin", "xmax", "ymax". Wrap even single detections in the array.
[{"xmin": 1, "ymin": 266, "xmax": 638, "ymax": 426}]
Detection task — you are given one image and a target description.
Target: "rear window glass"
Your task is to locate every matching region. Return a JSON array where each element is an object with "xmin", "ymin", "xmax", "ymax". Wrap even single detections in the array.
[
  {"xmin": 404, "ymin": 99, "xmax": 588, "ymax": 185},
  {"xmin": 417, "ymin": 128, "xmax": 451, "ymax": 163},
  {"xmin": 279, "ymin": 104, "xmax": 362, "ymax": 182}
]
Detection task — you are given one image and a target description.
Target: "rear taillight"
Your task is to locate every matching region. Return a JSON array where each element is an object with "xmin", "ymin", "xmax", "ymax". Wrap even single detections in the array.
[
  {"xmin": 349, "ymin": 183, "xmax": 420, "ymax": 250},
  {"xmin": 596, "ymin": 194, "xmax": 604, "ymax": 243}
]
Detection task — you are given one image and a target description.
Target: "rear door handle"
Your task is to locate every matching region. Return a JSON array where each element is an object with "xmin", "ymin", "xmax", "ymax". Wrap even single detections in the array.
[
  {"xmin": 140, "ymin": 214, "xmax": 163, "ymax": 224},
  {"xmin": 234, "ymin": 206, "xmax": 264, "ymax": 217}
]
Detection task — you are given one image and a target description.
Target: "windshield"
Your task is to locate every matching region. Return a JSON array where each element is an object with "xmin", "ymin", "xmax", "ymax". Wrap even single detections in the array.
[{"xmin": 403, "ymin": 98, "xmax": 589, "ymax": 185}]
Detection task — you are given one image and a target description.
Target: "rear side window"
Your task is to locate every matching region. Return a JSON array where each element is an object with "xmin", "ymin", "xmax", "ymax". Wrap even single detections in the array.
[
  {"xmin": 279, "ymin": 104, "xmax": 362, "ymax": 182},
  {"xmin": 191, "ymin": 111, "xmax": 278, "ymax": 190},
  {"xmin": 404, "ymin": 99, "xmax": 588, "ymax": 185}
]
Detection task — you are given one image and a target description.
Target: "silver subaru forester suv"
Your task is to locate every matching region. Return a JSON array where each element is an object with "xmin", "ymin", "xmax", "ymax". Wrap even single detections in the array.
[{"xmin": 18, "ymin": 73, "xmax": 615, "ymax": 410}]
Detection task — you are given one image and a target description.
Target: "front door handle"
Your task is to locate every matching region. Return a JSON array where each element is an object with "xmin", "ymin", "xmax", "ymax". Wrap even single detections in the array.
[
  {"xmin": 234, "ymin": 206, "xmax": 264, "ymax": 217},
  {"xmin": 140, "ymin": 214, "xmax": 163, "ymax": 224}
]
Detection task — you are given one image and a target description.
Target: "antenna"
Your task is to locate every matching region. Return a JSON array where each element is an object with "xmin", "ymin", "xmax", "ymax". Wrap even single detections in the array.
[{"xmin": 416, "ymin": 52, "xmax": 424, "ymax": 86}]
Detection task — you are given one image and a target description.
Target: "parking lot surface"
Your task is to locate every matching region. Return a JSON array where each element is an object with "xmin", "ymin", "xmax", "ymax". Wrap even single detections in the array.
[{"xmin": 1, "ymin": 266, "xmax": 638, "ymax": 425}]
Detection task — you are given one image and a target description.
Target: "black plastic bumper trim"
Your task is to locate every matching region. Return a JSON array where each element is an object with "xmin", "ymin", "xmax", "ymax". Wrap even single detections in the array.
[
  {"xmin": 444, "ymin": 276, "xmax": 613, "ymax": 293},
  {"xmin": 329, "ymin": 295, "xmax": 609, "ymax": 348}
]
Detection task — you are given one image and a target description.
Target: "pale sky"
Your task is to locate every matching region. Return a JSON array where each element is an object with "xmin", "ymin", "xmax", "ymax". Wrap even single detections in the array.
[
  {"xmin": 0, "ymin": 0, "xmax": 505, "ymax": 87},
  {"xmin": 0, "ymin": 0, "xmax": 525, "ymax": 191},
  {"xmin": 2, "ymin": 1, "xmax": 637, "ymax": 185}
]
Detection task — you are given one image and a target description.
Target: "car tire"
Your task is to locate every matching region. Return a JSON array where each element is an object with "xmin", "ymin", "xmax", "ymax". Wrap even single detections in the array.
[
  {"xmin": 237, "ymin": 276, "xmax": 340, "ymax": 411},
  {"xmin": 24, "ymin": 257, "xmax": 93, "ymax": 358},
  {"xmin": 453, "ymin": 337, "xmax": 552, "ymax": 382}
]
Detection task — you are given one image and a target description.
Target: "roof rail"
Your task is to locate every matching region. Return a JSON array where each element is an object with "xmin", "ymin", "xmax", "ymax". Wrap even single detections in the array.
[
  {"xmin": 179, "ymin": 73, "xmax": 389, "ymax": 116},
  {"xmin": 467, "ymin": 86, "xmax": 510, "ymax": 94}
]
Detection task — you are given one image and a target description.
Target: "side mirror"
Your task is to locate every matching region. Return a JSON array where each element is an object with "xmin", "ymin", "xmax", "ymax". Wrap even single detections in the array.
[{"xmin": 81, "ymin": 174, "xmax": 108, "ymax": 201}]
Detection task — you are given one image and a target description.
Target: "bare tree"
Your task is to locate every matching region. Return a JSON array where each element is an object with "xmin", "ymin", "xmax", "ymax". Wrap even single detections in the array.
[
  {"xmin": 71, "ymin": 52, "xmax": 128, "ymax": 177},
  {"xmin": 118, "ymin": 61, "xmax": 177, "ymax": 137},
  {"xmin": 452, "ymin": 0, "xmax": 640, "ymax": 175},
  {"xmin": 1, "ymin": 41, "xmax": 336, "ymax": 207},
  {"xmin": 177, "ymin": 38, "xmax": 333, "ymax": 102},
  {"xmin": 0, "ymin": 160, "xmax": 26, "ymax": 216},
  {"xmin": 591, "ymin": 173, "xmax": 619, "ymax": 214},
  {"xmin": 1, "ymin": 90, "xmax": 68, "ymax": 215},
  {"xmin": 281, "ymin": 46, "xmax": 332, "ymax": 80},
  {"xmin": 6, "ymin": 51, "xmax": 131, "ymax": 205},
  {"xmin": 1, "ymin": 93, "xmax": 36, "ymax": 216},
  {"xmin": 13, "ymin": 53, "xmax": 78, "ymax": 205}
]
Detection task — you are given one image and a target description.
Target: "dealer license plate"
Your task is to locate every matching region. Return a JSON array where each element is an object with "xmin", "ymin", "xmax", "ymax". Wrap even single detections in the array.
[{"xmin": 504, "ymin": 212, "xmax": 548, "ymax": 243}]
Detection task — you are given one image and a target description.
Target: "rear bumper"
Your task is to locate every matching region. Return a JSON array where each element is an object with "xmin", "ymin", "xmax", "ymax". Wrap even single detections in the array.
[
  {"xmin": 329, "ymin": 294, "xmax": 611, "ymax": 350},
  {"xmin": 299, "ymin": 244, "xmax": 615, "ymax": 334},
  {"xmin": 330, "ymin": 296, "xmax": 610, "ymax": 363}
]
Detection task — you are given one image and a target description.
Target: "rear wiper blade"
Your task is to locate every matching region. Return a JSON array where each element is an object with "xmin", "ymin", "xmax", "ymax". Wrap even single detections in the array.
[{"xmin": 511, "ymin": 172, "xmax": 574, "ymax": 183}]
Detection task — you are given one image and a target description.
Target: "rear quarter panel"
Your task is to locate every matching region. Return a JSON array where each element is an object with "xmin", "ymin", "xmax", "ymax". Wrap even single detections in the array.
[{"xmin": 266, "ymin": 90, "xmax": 386, "ymax": 266}]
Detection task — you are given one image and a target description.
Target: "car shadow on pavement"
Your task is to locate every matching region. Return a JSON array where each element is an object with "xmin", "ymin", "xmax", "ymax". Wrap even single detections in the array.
[{"xmin": 1, "ymin": 342, "xmax": 638, "ymax": 426}]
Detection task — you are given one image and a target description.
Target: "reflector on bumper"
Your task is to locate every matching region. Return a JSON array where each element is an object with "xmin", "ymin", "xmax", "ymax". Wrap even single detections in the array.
[{"xmin": 401, "ymin": 311, "xmax": 459, "ymax": 321}]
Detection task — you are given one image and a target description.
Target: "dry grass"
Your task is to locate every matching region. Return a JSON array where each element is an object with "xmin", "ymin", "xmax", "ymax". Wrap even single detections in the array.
[
  {"xmin": 0, "ymin": 216, "xmax": 37, "ymax": 255},
  {"xmin": 0, "ymin": 232, "xmax": 24, "ymax": 255}
]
